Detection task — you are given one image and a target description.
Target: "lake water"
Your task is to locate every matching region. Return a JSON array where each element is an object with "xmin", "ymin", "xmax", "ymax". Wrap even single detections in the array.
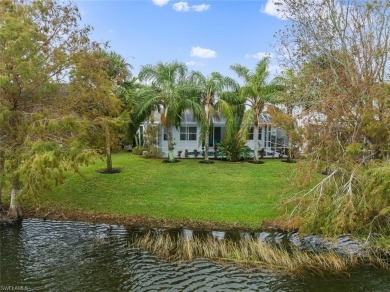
[{"xmin": 1, "ymin": 219, "xmax": 389, "ymax": 291}]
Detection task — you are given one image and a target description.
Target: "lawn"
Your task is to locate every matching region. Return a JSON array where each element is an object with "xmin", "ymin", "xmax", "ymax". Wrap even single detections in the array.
[{"xmin": 34, "ymin": 152, "xmax": 295, "ymax": 228}]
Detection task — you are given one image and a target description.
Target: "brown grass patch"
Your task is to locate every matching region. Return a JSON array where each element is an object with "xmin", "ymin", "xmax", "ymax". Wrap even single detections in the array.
[{"xmin": 129, "ymin": 232, "xmax": 388, "ymax": 277}]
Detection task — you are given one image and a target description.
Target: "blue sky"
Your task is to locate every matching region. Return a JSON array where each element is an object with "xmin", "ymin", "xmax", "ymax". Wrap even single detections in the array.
[{"xmin": 75, "ymin": 0, "xmax": 286, "ymax": 79}]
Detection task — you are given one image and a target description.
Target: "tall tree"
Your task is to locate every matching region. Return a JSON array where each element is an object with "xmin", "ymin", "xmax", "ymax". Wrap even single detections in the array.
[
  {"xmin": 137, "ymin": 61, "xmax": 203, "ymax": 162},
  {"xmin": 68, "ymin": 49, "xmax": 131, "ymax": 173},
  {"xmin": 101, "ymin": 51, "xmax": 132, "ymax": 171},
  {"xmin": 276, "ymin": 0, "xmax": 390, "ymax": 234},
  {"xmin": 277, "ymin": 0, "xmax": 390, "ymax": 162},
  {"xmin": 188, "ymin": 71, "xmax": 238, "ymax": 162},
  {"xmin": 230, "ymin": 58, "xmax": 279, "ymax": 162},
  {"xmin": 0, "ymin": 0, "xmax": 94, "ymax": 219}
]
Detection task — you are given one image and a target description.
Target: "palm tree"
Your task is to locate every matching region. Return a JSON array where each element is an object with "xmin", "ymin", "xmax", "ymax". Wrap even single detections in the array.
[
  {"xmin": 103, "ymin": 51, "xmax": 133, "ymax": 86},
  {"xmin": 137, "ymin": 61, "xmax": 203, "ymax": 162},
  {"xmin": 230, "ymin": 58, "xmax": 278, "ymax": 162},
  {"xmin": 101, "ymin": 51, "xmax": 132, "ymax": 172},
  {"xmin": 189, "ymin": 71, "xmax": 238, "ymax": 162}
]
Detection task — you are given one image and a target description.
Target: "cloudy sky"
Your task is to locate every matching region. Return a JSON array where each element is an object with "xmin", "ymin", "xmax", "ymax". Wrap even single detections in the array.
[{"xmin": 76, "ymin": 0, "xmax": 286, "ymax": 79}]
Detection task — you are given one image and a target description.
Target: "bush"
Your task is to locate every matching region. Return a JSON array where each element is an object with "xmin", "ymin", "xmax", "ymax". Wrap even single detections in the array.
[
  {"xmin": 216, "ymin": 139, "xmax": 251, "ymax": 162},
  {"xmin": 143, "ymin": 145, "xmax": 162, "ymax": 158},
  {"xmin": 132, "ymin": 145, "xmax": 162, "ymax": 158},
  {"xmin": 132, "ymin": 146, "xmax": 143, "ymax": 155}
]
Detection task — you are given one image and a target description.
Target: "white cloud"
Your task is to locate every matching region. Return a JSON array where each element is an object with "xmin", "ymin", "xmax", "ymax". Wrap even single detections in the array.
[
  {"xmin": 262, "ymin": 0, "xmax": 288, "ymax": 20},
  {"xmin": 245, "ymin": 52, "xmax": 274, "ymax": 59},
  {"xmin": 173, "ymin": 2, "xmax": 210, "ymax": 12},
  {"xmin": 173, "ymin": 2, "xmax": 189, "ymax": 11},
  {"xmin": 186, "ymin": 61, "xmax": 206, "ymax": 67},
  {"xmin": 192, "ymin": 4, "xmax": 210, "ymax": 12},
  {"xmin": 153, "ymin": 0, "xmax": 170, "ymax": 7},
  {"xmin": 190, "ymin": 46, "xmax": 217, "ymax": 58},
  {"xmin": 108, "ymin": 29, "xmax": 115, "ymax": 34}
]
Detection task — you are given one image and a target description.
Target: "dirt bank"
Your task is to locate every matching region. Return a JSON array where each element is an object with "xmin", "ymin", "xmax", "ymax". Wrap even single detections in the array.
[{"xmin": 18, "ymin": 207, "xmax": 275, "ymax": 232}]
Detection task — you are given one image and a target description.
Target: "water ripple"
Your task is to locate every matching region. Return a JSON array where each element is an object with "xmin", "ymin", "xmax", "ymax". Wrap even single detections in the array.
[{"xmin": 1, "ymin": 219, "xmax": 390, "ymax": 291}]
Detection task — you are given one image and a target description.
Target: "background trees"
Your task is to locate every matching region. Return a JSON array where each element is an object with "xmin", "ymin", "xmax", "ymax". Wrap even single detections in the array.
[
  {"xmin": 278, "ymin": 0, "xmax": 390, "ymax": 163},
  {"xmin": 276, "ymin": 0, "xmax": 390, "ymax": 234}
]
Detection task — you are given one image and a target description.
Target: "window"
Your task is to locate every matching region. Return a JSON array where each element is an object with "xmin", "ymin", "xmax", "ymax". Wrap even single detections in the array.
[
  {"xmin": 209, "ymin": 127, "xmax": 222, "ymax": 146},
  {"xmin": 188, "ymin": 127, "xmax": 197, "ymax": 140},
  {"xmin": 180, "ymin": 126, "xmax": 197, "ymax": 141},
  {"xmin": 163, "ymin": 127, "xmax": 168, "ymax": 141},
  {"xmin": 248, "ymin": 127, "xmax": 262, "ymax": 140},
  {"xmin": 180, "ymin": 127, "xmax": 186, "ymax": 140}
]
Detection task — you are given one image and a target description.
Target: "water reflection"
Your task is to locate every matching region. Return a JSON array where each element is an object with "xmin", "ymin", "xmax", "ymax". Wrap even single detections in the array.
[
  {"xmin": 1, "ymin": 219, "xmax": 389, "ymax": 291},
  {"xmin": 211, "ymin": 231, "xmax": 225, "ymax": 240},
  {"xmin": 182, "ymin": 228, "xmax": 193, "ymax": 239}
]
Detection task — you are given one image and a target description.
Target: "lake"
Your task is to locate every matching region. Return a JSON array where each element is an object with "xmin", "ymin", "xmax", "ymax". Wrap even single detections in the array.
[{"xmin": 1, "ymin": 219, "xmax": 389, "ymax": 291}]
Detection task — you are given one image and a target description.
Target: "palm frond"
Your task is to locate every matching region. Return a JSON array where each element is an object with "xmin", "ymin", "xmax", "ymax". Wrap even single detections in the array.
[
  {"xmin": 230, "ymin": 64, "xmax": 251, "ymax": 82},
  {"xmin": 135, "ymin": 89, "xmax": 160, "ymax": 123},
  {"xmin": 239, "ymin": 109, "xmax": 255, "ymax": 141}
]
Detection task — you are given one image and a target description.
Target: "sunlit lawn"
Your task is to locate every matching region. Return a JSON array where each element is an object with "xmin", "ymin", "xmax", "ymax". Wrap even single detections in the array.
[{"xmin": 37, "ymin": 152, "xmax": 295, "ymax": 228}]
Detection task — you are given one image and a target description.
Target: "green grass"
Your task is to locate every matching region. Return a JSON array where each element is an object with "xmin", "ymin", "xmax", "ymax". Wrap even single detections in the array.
[{"xmin": 35, "ymin": 152, "xmax": 295, "ymax": 228}]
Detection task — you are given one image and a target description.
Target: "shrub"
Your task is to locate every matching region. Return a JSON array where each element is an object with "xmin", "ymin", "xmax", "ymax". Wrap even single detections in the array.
[
  {"xmin": 132, "ymin": 146, "xmax": 143, "ymax": 155},
  {"xmin": 142, "ymin": 145, "xmax": 162, "ymax": 158},
  {"xmin": 216, "ymin": 139, "xmax": 251, "ymax": 162}
]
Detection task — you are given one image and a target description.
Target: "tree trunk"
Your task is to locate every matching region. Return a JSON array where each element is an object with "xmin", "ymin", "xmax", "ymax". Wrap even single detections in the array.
[
  {"xmin": 204, "ymin": 105, "xmax": 210, "ymax": 162},
  {"xmin": 167, "ymin": 123, "xmax": 174, "ymax": 162},
  {"xmin": 105, "ymin": 123, "xmax": 113, "ymax": 172},
  {"xmin": 0, "ymin": 149, "xmax": 4, "ymax": 210},
  {"xmin": 204, "ymin": 130, "xmax": 210, "ymax": 162},
  {"xmin": 7, "ymin": 176, "xmax": 22, "ymax": 219},
  {"xmin": 253, "ymin": 125, "xmax": 260, "ymax": 162}
]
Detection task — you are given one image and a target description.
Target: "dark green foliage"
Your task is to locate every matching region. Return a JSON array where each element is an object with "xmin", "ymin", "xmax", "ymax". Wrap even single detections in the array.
[{"xmin": 216, "ymin": 140, "xmax": 251, "ymax": 162}]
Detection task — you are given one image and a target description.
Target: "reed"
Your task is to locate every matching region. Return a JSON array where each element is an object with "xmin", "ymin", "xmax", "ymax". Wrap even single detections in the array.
[{"xmin": 129, "ymin": 232, "xmax": 388, "ymax": 277}]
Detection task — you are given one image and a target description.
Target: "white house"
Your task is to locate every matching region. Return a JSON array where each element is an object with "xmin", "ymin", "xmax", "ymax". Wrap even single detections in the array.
[{"xmin": 139, "ymin": 110, "xmax": 289, "ymax": 158}]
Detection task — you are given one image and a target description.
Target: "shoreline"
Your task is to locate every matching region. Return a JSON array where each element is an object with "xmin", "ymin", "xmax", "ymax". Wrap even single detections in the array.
[
  {"xmin": 18, "ymin": 207, "xmax": 292, "ymax": 232},
  {"xmin": 22, "ymin": 208, "xmax": 284, "ymax": 232}
]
